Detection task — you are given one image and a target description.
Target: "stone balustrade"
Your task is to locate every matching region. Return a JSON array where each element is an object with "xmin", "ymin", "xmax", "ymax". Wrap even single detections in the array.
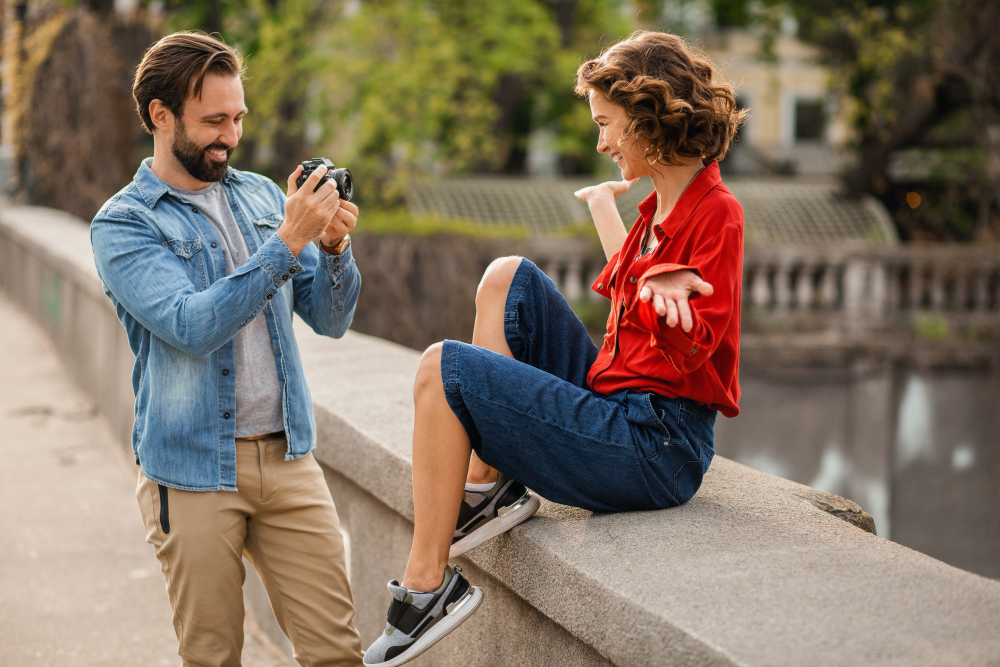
[{"xmin": 527, "ymin": 238, "xmax": 1000, "ymax": 334}]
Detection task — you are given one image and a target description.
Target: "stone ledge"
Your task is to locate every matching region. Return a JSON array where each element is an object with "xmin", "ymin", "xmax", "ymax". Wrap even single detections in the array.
[
  {"xmin": 295, "ymin": 322, "xmax": 1000, "ymax": 666},
  {"xmin": 4, "ymin": 203, "xmax": 1000, "ymax": 666}
]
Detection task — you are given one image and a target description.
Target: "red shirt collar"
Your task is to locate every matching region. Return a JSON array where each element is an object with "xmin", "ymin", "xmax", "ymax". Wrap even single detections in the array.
[{"xmin": 636, "ymin": 161, "xmax": 722, "ymax": 242}]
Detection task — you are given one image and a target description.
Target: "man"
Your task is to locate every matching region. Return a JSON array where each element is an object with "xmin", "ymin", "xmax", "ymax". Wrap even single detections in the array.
[{"xmin": 91, "ymin": 31, "xmax": 363, "ymax": 666}]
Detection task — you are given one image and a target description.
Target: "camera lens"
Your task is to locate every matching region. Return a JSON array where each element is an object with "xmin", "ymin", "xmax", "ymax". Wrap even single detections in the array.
[{"xmin": 336, "ymin": 170, "xmax": 353, "ymax": 202}]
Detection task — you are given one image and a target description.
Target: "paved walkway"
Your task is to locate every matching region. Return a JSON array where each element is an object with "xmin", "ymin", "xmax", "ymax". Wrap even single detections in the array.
[{"xmin": 0, "ymin": 293, "xmax": 294, "ymax": 666}]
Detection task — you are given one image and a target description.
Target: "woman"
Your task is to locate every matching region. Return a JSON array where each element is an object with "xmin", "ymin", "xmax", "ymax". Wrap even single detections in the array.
[{"xmin": 363, "ymin": 30, "xmax": 748, "ymax": 666}]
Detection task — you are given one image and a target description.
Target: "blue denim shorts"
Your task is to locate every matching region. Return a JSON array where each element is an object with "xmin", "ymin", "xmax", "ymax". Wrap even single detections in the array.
[{"xmin": 441, "ymin": 258, "xmax": 716, "ymax": 512}]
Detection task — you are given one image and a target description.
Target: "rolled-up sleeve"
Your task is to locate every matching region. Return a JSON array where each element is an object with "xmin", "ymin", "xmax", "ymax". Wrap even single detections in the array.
[
  {"xmin": 290, "ymin": 240, "xmax": 361, "ymax": 339},
  {"xmin": 623, "ymin": 220, "xmax": 742, "ymax": 374}
]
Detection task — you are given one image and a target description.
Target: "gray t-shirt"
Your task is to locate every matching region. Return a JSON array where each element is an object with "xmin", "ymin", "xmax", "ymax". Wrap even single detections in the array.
[{"xmin": 167, "ymin": 181, "xmax": 284, "ymax": 437}]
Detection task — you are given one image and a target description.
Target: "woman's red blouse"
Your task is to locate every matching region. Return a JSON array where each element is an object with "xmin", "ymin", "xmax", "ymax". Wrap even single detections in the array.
[{"xmin": 587, "ymin": 161, "xmax": 744, "ymax": 417}]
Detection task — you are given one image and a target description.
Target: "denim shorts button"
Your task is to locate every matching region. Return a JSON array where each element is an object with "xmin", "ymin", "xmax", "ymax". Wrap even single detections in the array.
[{"xmin": 334, "ymin": 284, "xmax": 342, "ymax": 291}]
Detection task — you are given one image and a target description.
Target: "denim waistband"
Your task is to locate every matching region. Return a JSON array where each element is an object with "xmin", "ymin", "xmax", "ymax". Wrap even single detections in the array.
[{"xmin": 649, "ymin": 393, "xmax": 717, "ymax": 423}]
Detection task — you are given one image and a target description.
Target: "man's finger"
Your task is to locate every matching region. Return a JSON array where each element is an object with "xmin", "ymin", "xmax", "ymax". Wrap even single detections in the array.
[
  {"xmin": 303, "ymin": 165, "xmax": 329, "ymax": 193},
  {"xmin": 322, "ymin": 192, "xmax": 343, "ymax": 217},
  {"xmin": 338, "ymin": 200, "xmax": 359, "ymax": 217},
  {"xmin": 639, "ymin": 285, "xmax": 652, "ymax": 302},
  {"xmin": 287, "ymin": 166, "xmax": 303, "ymax": 195},
  {"xmin": 333, "ymin": 206, "xmax": 356, "ymax": 231},
  {"xmin": 677, "ymin": 298, "xmax": 693, "ymax": 332}
]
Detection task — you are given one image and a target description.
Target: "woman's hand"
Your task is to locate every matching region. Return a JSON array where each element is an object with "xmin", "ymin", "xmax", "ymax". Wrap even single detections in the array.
[
  {"xmin": 639, "ymin": 270, "xmax": 714, "ymax": 332},
  {"xmin": 574, "ymin": 179, "xmax": 638, "ymax": 261},
  {"xmin": 573, "ymin": 178, "xmax": 638, "ymax": 205}
]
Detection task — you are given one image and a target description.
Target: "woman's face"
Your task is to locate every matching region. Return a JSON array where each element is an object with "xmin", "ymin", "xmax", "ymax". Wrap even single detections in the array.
[{"xmin": 588, "ymin": 92, "xmax": 650, "ymax": 181}]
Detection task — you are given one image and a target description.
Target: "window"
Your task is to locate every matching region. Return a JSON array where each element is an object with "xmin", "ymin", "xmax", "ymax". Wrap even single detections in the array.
[{"xmin": 794, "ymin": 99, "xmax": 826, "ymax": 142}]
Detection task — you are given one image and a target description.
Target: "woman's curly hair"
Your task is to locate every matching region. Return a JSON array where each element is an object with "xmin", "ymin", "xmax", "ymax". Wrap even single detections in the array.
[{"xmin": 575, "ymin": 31, "xmax": 748, "ymax": 166}]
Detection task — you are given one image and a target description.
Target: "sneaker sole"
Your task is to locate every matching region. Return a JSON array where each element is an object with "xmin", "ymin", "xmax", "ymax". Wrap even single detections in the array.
[
  {"xmin": 449, "ymin": 490, "xmax": 541, "ymax": 559},
  {"xmin": 373, "ymin": 586, "xmax": 484, "ymax": 667}
]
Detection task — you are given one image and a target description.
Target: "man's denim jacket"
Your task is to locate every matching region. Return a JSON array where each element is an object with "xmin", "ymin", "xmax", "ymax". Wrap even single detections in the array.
[{"xmin": 91, "ymin": 159, "xmax": 361, "ymax": 491}]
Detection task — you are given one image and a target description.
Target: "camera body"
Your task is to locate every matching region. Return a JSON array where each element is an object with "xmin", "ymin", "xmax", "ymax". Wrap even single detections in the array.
[{"xmin": 296, "ymin": 158, "xmax": 353, "ymax": 202}]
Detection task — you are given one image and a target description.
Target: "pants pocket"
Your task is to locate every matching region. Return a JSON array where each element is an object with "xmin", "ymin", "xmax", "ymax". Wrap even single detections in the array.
[
  {"xmin": 627, "ymin": 392, "xmax": 688, "ymax": 461},
  {"xmin": 158, "ymin": 484, "xmax": 171, "ymax": 534}
]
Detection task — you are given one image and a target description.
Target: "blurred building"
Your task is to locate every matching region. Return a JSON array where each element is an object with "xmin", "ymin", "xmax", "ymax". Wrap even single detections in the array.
[{"xmin": 703, "ymin": 29, "xmax": 850, "ymax": 177}]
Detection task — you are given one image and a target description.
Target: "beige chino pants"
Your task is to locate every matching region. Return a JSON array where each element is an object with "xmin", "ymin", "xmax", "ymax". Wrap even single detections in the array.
[{"xmin": 136, "ymin": 435, "xmax": 364, "ymax": 667}]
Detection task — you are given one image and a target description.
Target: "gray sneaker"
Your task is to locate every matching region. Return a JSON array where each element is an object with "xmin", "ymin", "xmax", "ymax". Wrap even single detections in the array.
[
  {"xmin": 363, "ymin": 565, "xmax": 482, "ymax": 666},
  {"xmin": 449, "ymin": 472, "xmax": 540, "ymax": 559}
]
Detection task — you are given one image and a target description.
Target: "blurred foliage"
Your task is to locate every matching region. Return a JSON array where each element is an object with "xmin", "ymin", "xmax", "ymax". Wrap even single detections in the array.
[
  {"xmin": 4, "ymin": 2, "xmax": 151, "ymax": 219},
  {"xmin": 6, "ymin": 0, "xmax": 997, "ymax": 241},
  {"xmin": 352, "ymin": 209, "xmax": 532, "ymax": 239},
  {"xmin": 161, "ymin": 0, "xmax": 629, "ymax": 202},
  {"xmin": 710, "ymin": 0, "xmax": 1000, "ymax": 242}
]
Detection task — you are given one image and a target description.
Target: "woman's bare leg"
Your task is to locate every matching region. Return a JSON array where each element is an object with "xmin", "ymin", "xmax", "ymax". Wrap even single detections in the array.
[
  {"xmin": 402, "ymin": 257, "xmax": 523, "ymax": 590},
  {"xmin": 403, "ymin": 342, "xmax": 471, "ymax": 591},
  {"xmin": 467, "ymin": 257, "xmax": 522, "ymax": 484}
]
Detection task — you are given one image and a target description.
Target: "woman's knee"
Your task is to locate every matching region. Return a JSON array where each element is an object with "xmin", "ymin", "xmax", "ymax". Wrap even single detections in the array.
[
  {"xmin": 476, "ymin": 256, "xmax": 523, "ymax": 310},
  {"xmin": 413, "ymin": 341, "xmax": 445, "ymax": 401}
]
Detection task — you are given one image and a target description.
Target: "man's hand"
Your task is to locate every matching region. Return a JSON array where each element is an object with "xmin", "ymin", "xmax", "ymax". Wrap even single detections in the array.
[
  {"xmin": 279, "ymin": 165, "xmax": 343, "ymax": 256},
  {"xmin": 638, "ymin": 269, "xmax": 714, "ymax": 332},
  {"xmin": 574, "ymin": 178, "xmax": 639, "ymax": 205},
  {"xmin": 318, "ymin": 199, "xmax": 358, "ymax": 248}
]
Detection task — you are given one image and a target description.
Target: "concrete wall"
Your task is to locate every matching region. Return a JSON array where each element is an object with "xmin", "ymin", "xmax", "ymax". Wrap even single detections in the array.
[{"xmin": 3, "ymin": 202, "xmax": 1000, "ymax": 665}]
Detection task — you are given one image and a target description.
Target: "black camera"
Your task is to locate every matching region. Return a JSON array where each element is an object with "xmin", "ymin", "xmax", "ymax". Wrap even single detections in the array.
[{"xmin": 295, "ymin": 158, "xmax": 353, "ymax": 201}]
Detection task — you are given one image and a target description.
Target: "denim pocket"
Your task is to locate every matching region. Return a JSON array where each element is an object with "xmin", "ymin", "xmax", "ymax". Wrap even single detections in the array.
[
  {"xmin": 253, "ymin": 213, "xmax": 283, "ymax": 243},
  {"xmin": 626, "ymin": 392, "xmax": 687, "ymax": 461},
  {"xmin": 164, "ymin": 238, "xmax": 207, "ymax": 289}
]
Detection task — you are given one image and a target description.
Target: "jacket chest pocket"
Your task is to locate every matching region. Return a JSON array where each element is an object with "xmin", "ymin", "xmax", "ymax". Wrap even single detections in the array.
[
  {"xmin": 252, "ymin": 213, "xmax": 283, "ymax": 243},
  {"xmin": 164, "ymin": 238, "xmax": 208, "ymax": 290}
]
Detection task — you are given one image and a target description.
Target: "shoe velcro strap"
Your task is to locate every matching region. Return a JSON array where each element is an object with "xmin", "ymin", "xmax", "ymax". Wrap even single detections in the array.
[{"xmin": 387, "ymin": 597, "xmax": 434, "ymax": 636}]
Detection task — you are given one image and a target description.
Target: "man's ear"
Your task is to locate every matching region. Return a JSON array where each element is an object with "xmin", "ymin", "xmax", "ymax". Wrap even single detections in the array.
[{"xmin": 149, "ymin": 99, "xmax": 174, "ymax": 133}]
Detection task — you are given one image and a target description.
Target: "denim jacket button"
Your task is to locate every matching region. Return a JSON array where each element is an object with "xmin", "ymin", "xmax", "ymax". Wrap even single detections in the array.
[
  {"xmin": 192, "ymin": 207, "xmax": 199, "ymax": 214},
  {"xmin": 222, "ymin": 369, "xmax": 229, "ymax": 375},
  {"xmin": 281, "ymin": 274, "xmax": 289, "ymax": 281},
  {"xmin": 211, "ymin": 242, "xmax": 217, "ymax": 248},
  {"xmin": 266, "ymin": 294, "xmax": 273, "ymax": 300},
  {"xmin": 224, "ymin": 412, "xmax": 231, "ymax": 419}
]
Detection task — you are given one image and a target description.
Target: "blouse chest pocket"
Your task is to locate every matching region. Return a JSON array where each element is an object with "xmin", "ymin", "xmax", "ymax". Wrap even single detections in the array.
[
  {"xmin": 252, "ymin": 213, "xmax": 284, "ymax": 243},
  {"xmin": 164, "ymin": 238, "xmax": 208, "ymax": 289}
]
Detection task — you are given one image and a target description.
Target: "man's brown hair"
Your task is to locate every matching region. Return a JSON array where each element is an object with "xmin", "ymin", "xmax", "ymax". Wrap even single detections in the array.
[
  {"xmin": 575, "ymin": 31, "xmax": 748, "ymax": 165},
  {"xmin": 132, "ymin": 31, "xmax": 246, "ymax": 135}
]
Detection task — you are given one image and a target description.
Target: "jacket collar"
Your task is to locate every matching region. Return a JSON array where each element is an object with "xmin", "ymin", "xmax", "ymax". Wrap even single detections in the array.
[
  {"xmin": 133, "ymin": 157, "xmax": 244, "ymax": 209},
  {"xmin": 637, "ymin": 161, "xmax": 722, "ymax": 242}
]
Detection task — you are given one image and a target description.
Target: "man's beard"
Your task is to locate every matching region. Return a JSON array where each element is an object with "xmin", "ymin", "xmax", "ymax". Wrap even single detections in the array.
[{"xmin": 171, "ymin": 118, "xmax": 233, "ymax": 183}]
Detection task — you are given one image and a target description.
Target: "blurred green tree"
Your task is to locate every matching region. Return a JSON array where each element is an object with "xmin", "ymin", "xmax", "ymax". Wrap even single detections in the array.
[
  {"xmin": 708, "ymin": 0, "xmax": 1000, "ymax": 241},
  {"xmin": 164, "ymin": 0, "xmax": 628, "ymax": 202}
]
